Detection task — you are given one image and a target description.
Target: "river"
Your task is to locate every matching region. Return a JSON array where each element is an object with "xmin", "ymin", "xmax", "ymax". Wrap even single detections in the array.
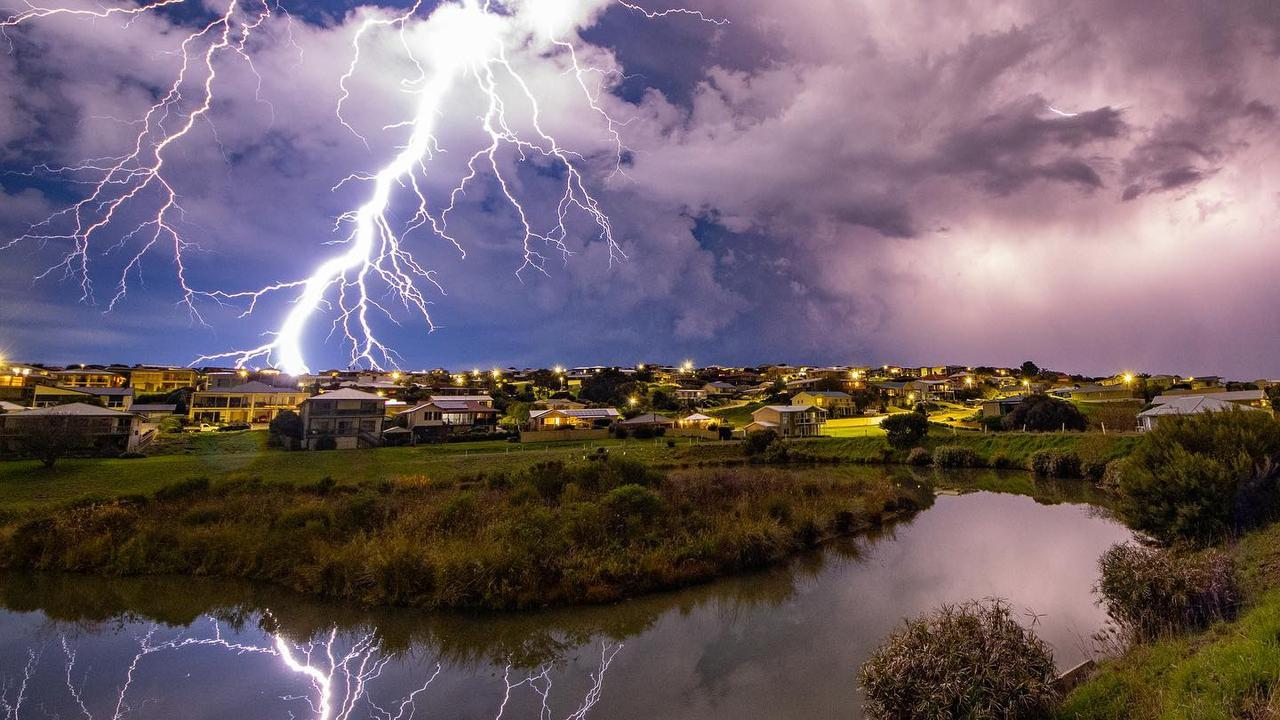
[{"xmin": 0, "ymin": 471, "xmax": 1130, "ymax": 719}]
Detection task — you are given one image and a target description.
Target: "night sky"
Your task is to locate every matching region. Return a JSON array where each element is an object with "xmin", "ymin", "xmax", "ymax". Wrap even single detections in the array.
[{"xmin": 1, "ymin": 0, "xmax": 1278, "ymax": 376}]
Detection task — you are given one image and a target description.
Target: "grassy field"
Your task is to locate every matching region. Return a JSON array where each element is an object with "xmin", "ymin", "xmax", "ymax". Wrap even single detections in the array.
[
  {"xmin": 1057, "ymin": 522, "xmax": 1280, "ymax": 719},
  {"xmin": 0, "ymin": 431, "xmax": 750, "ymax": 513},
  {"xmin": 0, "ymin": 428, "xmax": 1140, "ymax": 514}
]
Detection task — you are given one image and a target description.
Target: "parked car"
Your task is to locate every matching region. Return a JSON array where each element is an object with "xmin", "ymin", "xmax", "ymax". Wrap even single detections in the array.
[
  {"xmin": 218, "ymin": 422, "xmax": 251, "ymax": 432},
  {"xmin": 191, "ymin": 422, "xmax": 219, "ymax": 433}
]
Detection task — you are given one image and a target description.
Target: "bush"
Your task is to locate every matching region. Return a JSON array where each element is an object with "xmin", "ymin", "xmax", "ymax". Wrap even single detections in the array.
[
  {"xmin": 1115, "ymin": 410, "xmax": 1280, "ymax": 545},
  {"xmin": 269, "ymin": 409, "xmax": 304, "ymax": 443},
  {"xmin": 907, "ymin": 447, "xmax": 932, "ymax": 466},
  {"xmin": 932, "ymin": 445, "xmax": 982, "ymax": 468},
  {"xmin": 601, "ymin": 484, "xmax": 665, "ymax": 537},
  {"xmin": 1096, "ymin": 543, "xmax": 1241, "ymax": 643},
  {"xmin": 743, "ymin": 429, "xmax": 780, "ymax": 456},
  {"xmin": 1029, "ymin": 449, "xmax": 1082, "ymax": 477},
  {"xmin": 314, "ymin": 435, "xmax": 338, "ymax": 451},
  {"xmin": 859, "ymin": 599, "xmax": 1059, "ymax": 719},
  {"xmin": 881, "ymin": 412, "xmax": 928, "ymax": 449},
  {"xmin": 1002, "ymin": 394, "xmax": 1087, "ymax": 432}
]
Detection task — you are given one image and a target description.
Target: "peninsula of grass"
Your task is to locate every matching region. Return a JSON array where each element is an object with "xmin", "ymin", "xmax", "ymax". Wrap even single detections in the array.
[
  {"xmin": 0, "ymin": 457, "xmax": 923, "ymax": 610},
  {"xmin": 1056, "ymin": 521, "xmax": 1280, "ymax": 720}
]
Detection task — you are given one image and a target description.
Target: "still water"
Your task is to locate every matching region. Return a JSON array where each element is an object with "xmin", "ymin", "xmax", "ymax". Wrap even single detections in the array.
[{"xmin": 0, "ymin": 473, "xmax": 1130, "ymax": 719}]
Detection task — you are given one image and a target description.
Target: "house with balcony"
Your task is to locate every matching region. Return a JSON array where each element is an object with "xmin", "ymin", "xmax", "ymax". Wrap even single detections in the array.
[
  {"xmin": 188, "ymin": 382, "xmax": 309, "ymax": 425},
  {"xmin": 125, "ymin": 366, "xmax": 201, "ymax": 394},
  {"xmin": 792, "ymin": 390, "xmax": 856, "ymax": 418},
  {"xmin": 49, "ymin": 369, "xmax": 126, "ymax": 388},
  {"xmin": 299, "ymin": 388, "xmax": 386, "ymax": 450},
  {"xmin": 527, "ymin": 407, "xmax": 620, "ymax": 431},
  {"xmin": 743, "ymin": 405, "xmax": 826, "ymax": 438},
  {"xmin": 396, "ymin": 397, "xmax": 499, "ymax": 442},
  {"xmin": 0, "ymin": 402, "xmax": 143, "ymax": 455}
]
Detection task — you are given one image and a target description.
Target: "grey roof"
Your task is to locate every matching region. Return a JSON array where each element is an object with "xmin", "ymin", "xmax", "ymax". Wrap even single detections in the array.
[
  {"xmin": 16, "ymin": 402, "xmax": 134, "ymax": 417},
  {"xmin": 1152, "ymin": 390, "xmax": 1264, "ymax": 405},
  {"xmin": 1139, "ymin": 395, "xmax": 1261, "ymax": 417},
  {"xmin": 0, "ymin": 401, "xmax": 27, "ymax": 412},
  {"xmin": 797, "ymin": 390, "xmax": 852, "ymax": 399},
  {"xmin": 131, "ymin": 404, "xmax": 178, "ymax": 414},
  {"xmin": 761, "ymin": 404, "xmax": 822, "ymax": 413},
  {"xmin": 529, "ymin": 408, "xmax": 620, "ymax": 420}
]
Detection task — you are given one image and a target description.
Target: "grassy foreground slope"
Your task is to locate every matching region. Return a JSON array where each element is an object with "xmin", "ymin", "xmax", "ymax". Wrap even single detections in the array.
[{"xmin": 1058, "ymin": 522, "xmax": 1280, "ymax": 720}]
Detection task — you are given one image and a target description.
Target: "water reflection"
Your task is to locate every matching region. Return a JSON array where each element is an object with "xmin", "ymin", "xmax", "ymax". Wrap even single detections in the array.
[{"xmin": 0, "ymin": 473, "xmax": 1130, "ymax": 720}]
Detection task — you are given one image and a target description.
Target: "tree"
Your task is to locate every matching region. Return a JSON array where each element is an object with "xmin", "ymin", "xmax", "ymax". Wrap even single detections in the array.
[
  {"xmin": 579, "ymin": 369, "xmax": 643, "ymax": 407},
  {"xmin": 500, "ymin": 401, "xmax": 531, "ymax": 432},
  {"xmin": 21, "ymin": 418, "xmax": 95, "ymax": 468},
  {"xmin": 743, "ymin": 428, "xmax": 780, "ymax": 455},
  {"xmin": 1020, "ymin": 360, "xmax": 1040, "ymax": 378},
  {"xmin": 269, "ymin": 409, "xmax": 304, "ymax": 443},
  {"xmin": 1001, "ymin": 394, "xmax": 1086, "ymax": 432},
  {"xmin": 881, "ymin": 412, "xmax": 928, "ymax": 449},
  {"xmin": 1115, "ymin": 410, "xmax": 1280, "ymax": 545}
]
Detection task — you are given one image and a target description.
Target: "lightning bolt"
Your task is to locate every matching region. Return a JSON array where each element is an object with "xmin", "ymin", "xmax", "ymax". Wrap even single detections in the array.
[
  {"xmin": 1, "ymin": 617, "xmax": 621, "ymax": 720},
  {"xmin": 3, "ymin": 0, "xmax": 725, "ymax": 375}
]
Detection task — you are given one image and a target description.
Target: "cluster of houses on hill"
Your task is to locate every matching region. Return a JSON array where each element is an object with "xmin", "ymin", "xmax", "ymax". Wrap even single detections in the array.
[{"xmin": 0, "ymin": 359, "xmax": 1275, "ymax": 458}]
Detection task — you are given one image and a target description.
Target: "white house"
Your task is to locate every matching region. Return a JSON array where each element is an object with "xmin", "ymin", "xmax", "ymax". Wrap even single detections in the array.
[
  {"xmin": 1137, "ymin": 395, "xmax": 1265, "ymax": 432},
  {"xmin": 743, "ymin": 405, "xmax": 826, "ymax": 438}
]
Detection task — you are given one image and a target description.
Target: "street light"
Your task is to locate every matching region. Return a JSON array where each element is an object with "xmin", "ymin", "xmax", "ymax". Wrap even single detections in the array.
[
  {"xmin": 1122, "ymin": 373, "xmax": 1134, "ymax": 385},
  {"xmin": 628, "ymin": 396, "xmax": 639, "ymax": 407}
]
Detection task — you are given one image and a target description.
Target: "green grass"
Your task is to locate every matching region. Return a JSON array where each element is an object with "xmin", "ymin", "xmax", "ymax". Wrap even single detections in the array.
[
  {"xmin": 0, "ymin": 432, "xmax": 753, "ymax": 513},
  {"xmin": 1058, "ymin": 522, "xmax": 1280, "ymax": 719},
  {"xmin": 707, "ymin": 400, "xmax": 766, "ymax": 427},
  {"xmin": 0, "ymin": 458, "xmax": 920, "ymax": 610},
  {"xmin": 0, "ymin": 429, "xmax": 1139, "ymax": 514}
]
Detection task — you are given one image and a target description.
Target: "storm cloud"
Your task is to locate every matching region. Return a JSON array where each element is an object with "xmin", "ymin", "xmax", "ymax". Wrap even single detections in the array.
[{"xmin": 1, "ymin": 0, "xmax": 1278, "ymax": 376}]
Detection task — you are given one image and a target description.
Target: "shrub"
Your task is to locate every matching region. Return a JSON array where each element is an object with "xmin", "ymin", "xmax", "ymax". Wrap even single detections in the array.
[
  {"xmin": 269, "ymin": 410, "xmax": 304, "ymax": 443},
  {"xmin": 906, "ymin": 447, "xmax": 931, "ymax": 466},
  {"xmin": 1002, "ymin": 394, "xmax": 1087, "ymax": 432},
  {"xmin": 761, "ymin": 439, "xmax": 790, "ymax": 464},
  {"xmin": 932, "ymin": 445, "xmax": 981, "ymax": 468},
  {"xmin": 1096, "ymin": 543, "xmax": 1241, "ymax": 643},
  {"xmin": 1029, "ymin": 449, "xmax": 1082, "ymax": 478},
  {"xmin": 314, "ymin": 435, "xmax": 338, "ymax": 451},
  {"xmin": 859, "ymin": 599, "xmax": 1059, "ymax": 719},
  {"xmin": 989, "ymin": 451, "xmax": 1014, "ymax": 469},
  {"xmin": 881, "ymin": 412, "xmax": 928, "ymax": 449},
  {"xmin": 601, "ymin": 484, "xmax": 665, "ymax": 538},
  {"xmin": 1115, "ymin": 410, "xmax": 1280, "ymax": 545},
  {"xmin": 743, "ymin": 429, "xmax": 780, "ymax": 455}
]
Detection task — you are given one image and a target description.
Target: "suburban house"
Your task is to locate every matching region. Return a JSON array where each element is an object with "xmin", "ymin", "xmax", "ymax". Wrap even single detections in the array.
[
  {"xmin": 1150, "ymin": 389, "xmax": 1268, "ymax": 409},
  {"xmin": 0, "ymin": 402, "xmax": 144, "ymax": 455},
  {"xmin": 1138, "ymin": 395, "xmax": 1266, "ymax": 432},
  {"xmin": 396, "ymin": 398, "xmax": 499, "ymax": 442},
  {"xmin": 872, "ymin": 380, "xmax": 910, "ymax": 402},
  {"xmin": 702, "ymin": 381, "xmax": 738, "ymax": 396},
  {"xmin": 906, "ymin": 379, "xmax": 956, "ymax": 403},
  {"xmin": 744, "ymin": 405, "xmax": 826, "ymax": 438},
  {"xmin": 981, "ymin": 395, "xmax": 1026, "ymax": 419},
  {"xmin": 131, "ymin": 403, "xmax": 178, "ymax": 421},
  {"xmin": 125, "ymin": 366, "xmax": 200, "ymax": 394},
  {"xmin": 679, "ymin": 412, "xmax": 715, "ymax": 429},
  {"xmin": 298, "ymin": 388, "xmax": 386, "ymax": 450},
  {"xmin": 792, "ymin": 390, "xmax": 856, "ymax": 418},
  {"xmin": 618, "ymin": 412, "xmax": 675, "ymax": 431},
  {"xmin": 81, "ymin": 387, "xmax": 134, "ymax": 410},
  {"xmin": 188, "ymin": 382, "xmax": 310, "ymax": 425},
  {"xmin": 675, "ymin": 387, "xmax": 708, "ymax": 402},
  {"xmin": 49, "ymin": 369, "xmax": 126, "ymax": 388},
  {"xmin": 527, "ymin": 407, "xmax": 620, "ymax": 431},
  {"xmin": 1055, "ymin": 384, "xmax": 1135, "ymax": 403}
]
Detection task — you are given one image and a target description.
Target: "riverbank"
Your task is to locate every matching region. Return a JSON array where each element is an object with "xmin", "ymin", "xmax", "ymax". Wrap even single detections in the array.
[
  {"xmin": 0, "ymin": 459, "xmax": 925, "ymax": 610},
  {"xmin": 0, "ymin": 428, "xmax": 1137, "ymax": 513},
  {"xmin": 1057, "ymin": 521, "xmax": 1280, "ymax": 719}
]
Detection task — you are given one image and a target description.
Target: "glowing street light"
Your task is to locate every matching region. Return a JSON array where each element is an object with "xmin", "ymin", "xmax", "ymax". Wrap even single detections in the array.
[
  {"xmin": 1122, "ymin": 373, "xmax": 1135, "ymax": 385},
  {"xmin": 628, "ymin": 396, "xmax": 639, "ymax": 407},
  {"xmin": 553, "ymin": 365, "xmax": 564, "ymax": 375},
  {"xmin": 681, "ymin": 360, "xmax": 694, "ymax": 373}
]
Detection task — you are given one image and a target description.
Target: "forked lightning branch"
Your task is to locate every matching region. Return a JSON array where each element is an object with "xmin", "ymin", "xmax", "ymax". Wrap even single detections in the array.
[{"xmin": 1, "ymin": 0, "xmax": 723, "ymax": 375}]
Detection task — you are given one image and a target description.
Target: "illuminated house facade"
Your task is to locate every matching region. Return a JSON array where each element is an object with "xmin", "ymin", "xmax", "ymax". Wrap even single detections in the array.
[
  {"xmin": 527, "ymin": 407, "xmax": 620, "ymax": 430},
  {"xmin": 298, "ymin": 388, "xmax": 386, "ymax": 450},
  {"xmin": 188, "ymin": 382, "xmax": 309, "ymax": 425},
  {"xmin": 744, "ymin": 405, "xmax": 826, "ymax": 438},
  {"xmin": 126, "ymin": 367, "xmax": 201, "ymax": 394},
  {"xmin": 0, "ymin": 402, "xmax": 143, "ymax": 455}
]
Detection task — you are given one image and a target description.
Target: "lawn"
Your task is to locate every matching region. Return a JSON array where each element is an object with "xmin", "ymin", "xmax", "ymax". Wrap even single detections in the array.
[{"xmin": 0, "ymin": 431, "xmax": 743, "ymax": 513}]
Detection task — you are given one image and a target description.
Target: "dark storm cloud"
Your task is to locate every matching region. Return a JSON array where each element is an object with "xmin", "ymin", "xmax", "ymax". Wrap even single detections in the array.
[{"xmin": 1, "ymin": 0, "xmax": 1279, "ymax": 375}]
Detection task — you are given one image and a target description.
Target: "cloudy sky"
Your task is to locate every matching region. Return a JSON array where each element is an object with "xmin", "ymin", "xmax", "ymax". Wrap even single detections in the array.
[{"xmin": 1, "ymin": 0, "xmax": 1277, "ymax": 376}]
